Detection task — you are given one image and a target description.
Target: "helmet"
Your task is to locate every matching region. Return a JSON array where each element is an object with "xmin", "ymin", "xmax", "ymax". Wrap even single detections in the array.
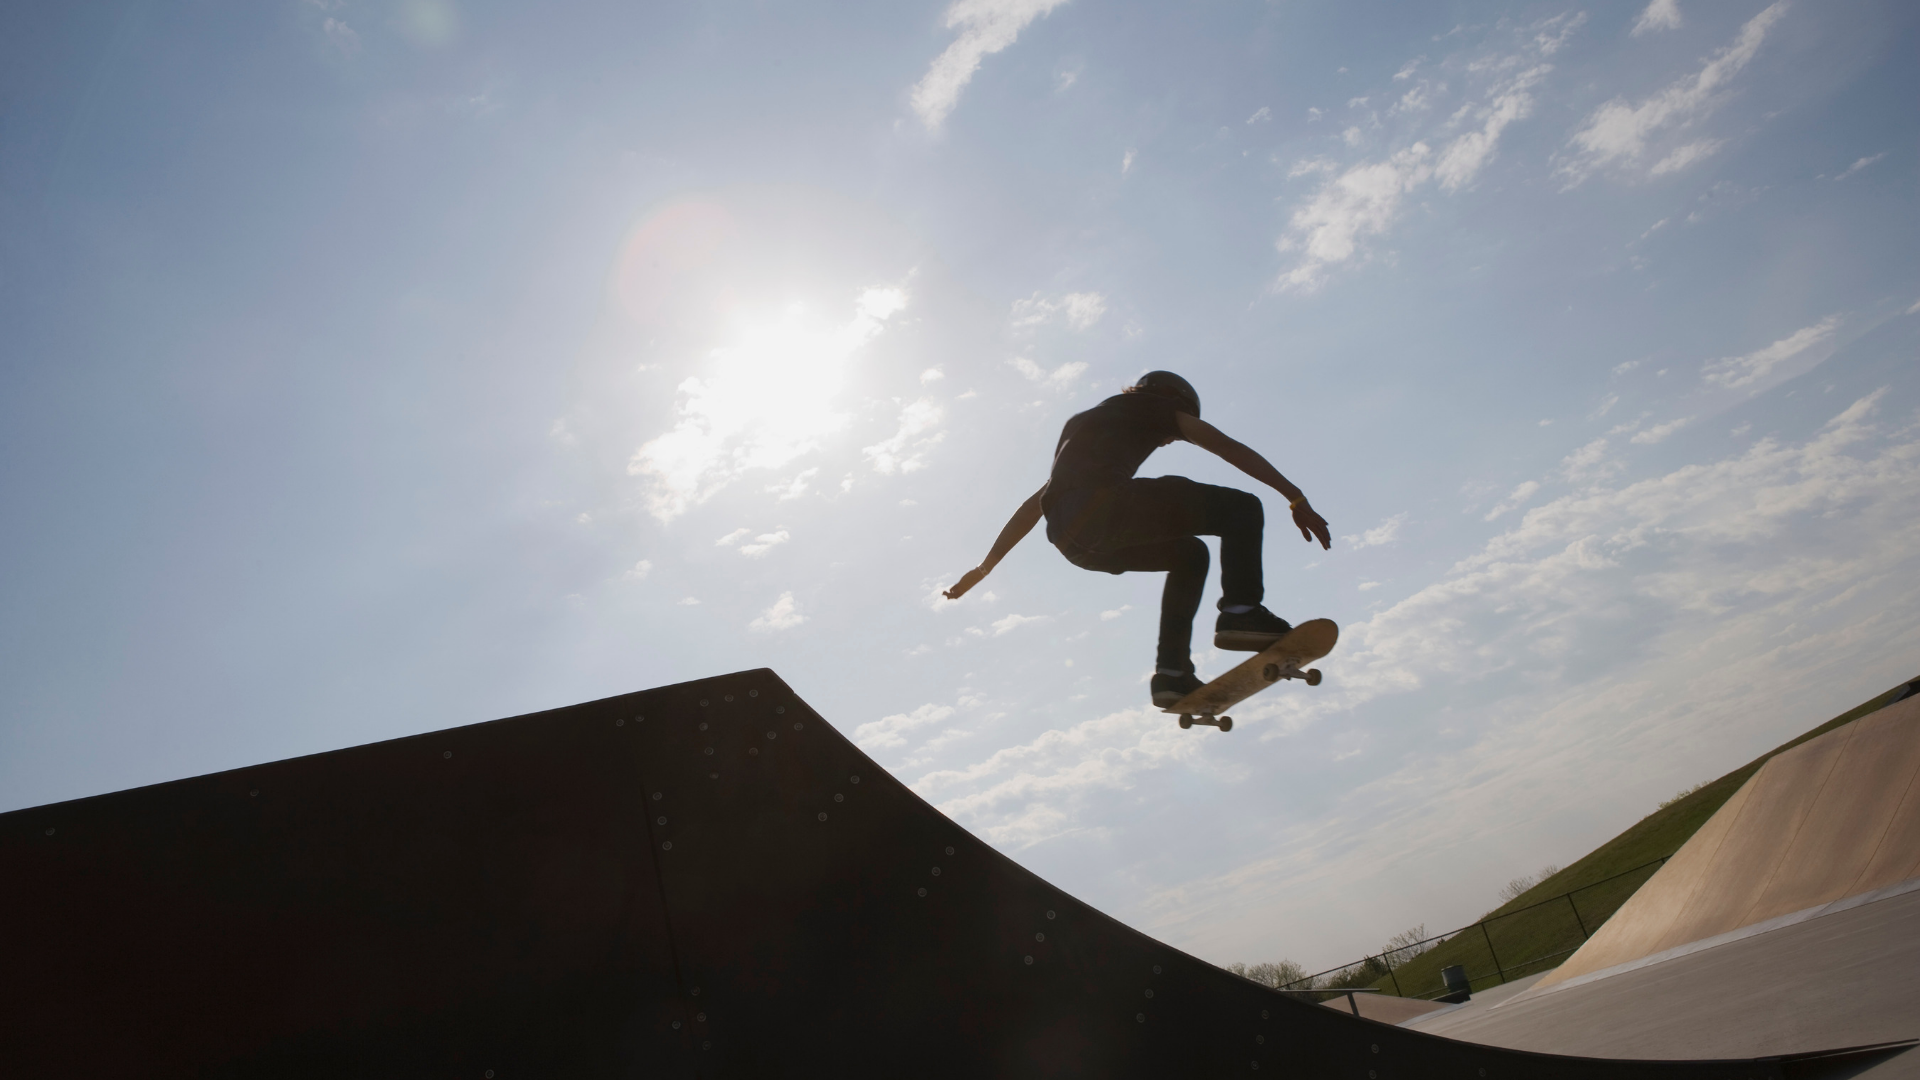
[{"xmin": 1133, "ymin": 371, "xmax": 1200, "ymax": 418}]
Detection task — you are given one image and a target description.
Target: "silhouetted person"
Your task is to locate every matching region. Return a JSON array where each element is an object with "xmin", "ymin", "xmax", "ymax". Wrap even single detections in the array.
[{"xmin": 945, "ymin": 371, "xmax": 1332, "ymax": 706}]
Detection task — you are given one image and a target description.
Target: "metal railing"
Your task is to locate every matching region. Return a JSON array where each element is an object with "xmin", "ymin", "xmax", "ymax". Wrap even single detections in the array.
[{"xmin": 1276, "ymin": 855, "xmax": 1673, "ymax": 1001}]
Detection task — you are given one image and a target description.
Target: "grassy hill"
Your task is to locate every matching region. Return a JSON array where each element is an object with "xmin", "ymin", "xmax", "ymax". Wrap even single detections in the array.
[{"xmin": 1333, "ymin": 674, "xmax": 1919, "ymax": 1000}]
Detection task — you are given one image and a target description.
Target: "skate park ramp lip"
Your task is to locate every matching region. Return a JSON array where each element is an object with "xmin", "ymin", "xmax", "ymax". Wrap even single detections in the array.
[
  {"xmin": 1531, "ymin": 694, "xmax": 1920, "ymax": 996},
  {"xmin": 0, "ymin": 669, "xmax": 1892, "ymax": 1077}
]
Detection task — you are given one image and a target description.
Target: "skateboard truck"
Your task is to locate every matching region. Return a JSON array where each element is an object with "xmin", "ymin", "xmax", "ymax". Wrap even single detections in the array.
[
  {"xmin": 1175, "ymin": 664, "xmax": 1321, "ymax": 732},
  {"xmin": 1162, "ymin": 619, "xmax": 1338, "ymax": 735}
]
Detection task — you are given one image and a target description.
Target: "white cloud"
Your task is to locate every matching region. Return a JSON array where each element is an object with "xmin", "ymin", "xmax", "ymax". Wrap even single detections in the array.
[
  {"xmin": 738, "ymin": 530, "xmax": 791, "ymax": 557},
  {"xmin": 549, "ymin": 418, "xmax": 577, "ymax": 447},
  {"xmin": 1560, "ymin": 437, "xmax": 1617, "ymax": 483},
  {"xmin": 1277, "ymin": 18, "xmax": 1575, "ymax": 290},
  {"xmin": 991, "ymin": 612, "xmax": 1048, "ymax": 635},
  {"xmin": 863, "ymin": 397, "xmax": 947, "ymax": 474},
  {"xmin": 1835, "ymin": 153, "xmax": 1885, "ymax": 180},
  {"xmin": 1629, "ymin": 417, "xmax": 1691, "ymax": 444},
  {"xmin": 1008, "ymin": 356, "xmax": 1089, "ymax": 388},
  {"xmin": 1358, "ymin": 581, "xmax": 1382, "ymax": 592},
  {"xmin": 716, "ymin": 527, "xmax": 751, "ymax": 547},
  {"xmin": 1701, "ymin": 316, "xmax": 1841, "ymax": 391},
  {"xmin": 1247, "ymin": 107, "xmax": 1271, "ymax": 124},
  {"xmin": 677, "ymin": 596, "xmax": 701, "ymax": 605},
  {"xmin": 1435, "ymin": 64, "xmax": 1551, "ymax": 191},
  {"xmin": 1559, "ymin": 3, "xmax": 1786, "ymax": 184},
  {"xmin": 1010, "ymin": 291, "xmax": 1108, "ymax": 331},
  {"xmin": 1344, "ymin": 512, "xmax": 1409, "ymax": 549},
  {"xmin": 749, "ymin": 591, "xmax": 805, "ymax": 632},
  {"xmin": 1648, "ymin": 139, "xmax": 1726, "ymax": 176},
  {"xmin": 1122, "ymin": 149, "xmax": 1136, "ymax": 174},
  {"xmin": 920, "ymin": 367, "xmax": 946, "ymax": 383},
  {"xmin": 623, "ymin": 559, "xmax": 653, "ymax": 581},
  {"xmin": 322, "ymin": 17, "xmax": 360, "ymax": 57},
  {"xmin": 910, "ymin": 0, "xmax": 1071, "ymax": 130},
  {"xmin": 1631, "ymin": 0, "xmax": 1682, "ymax": 36},
  {"xmin": 766, "ymin": 467, "xmax": 818, "ymax": 501},
  {"xmin": 1484, "ymin": 480, "xmax": 1542, "ymax": 521},
  {"xmin": 628, "ymin": 287, "xmax": 909, "ymax": 520},
  {"xmin": 1907, "ymin": 299, "xmax": 1920, "ymax": 316},
  {"xmin": 855, "ymin": 702, "xmax": 958, "ymax": 751},
  {"xmin": 1101, "ymin": 605, "xmax": 1133, "ymax": 621}
]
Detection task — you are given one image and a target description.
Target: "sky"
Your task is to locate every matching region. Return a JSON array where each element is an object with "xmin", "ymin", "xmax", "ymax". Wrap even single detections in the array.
[{"xmin": 3, "ymin": 0, "xmax": 1917, "ymax": 974}]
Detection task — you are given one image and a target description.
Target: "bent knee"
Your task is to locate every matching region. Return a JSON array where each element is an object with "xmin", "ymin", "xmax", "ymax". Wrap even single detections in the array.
[{"xmin": 1174, "ymin": 537, "xmax": 1210, "ymax": 574}]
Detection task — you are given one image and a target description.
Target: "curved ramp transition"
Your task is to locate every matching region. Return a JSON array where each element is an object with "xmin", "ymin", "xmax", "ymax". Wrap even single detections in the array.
[
  {"xmin": 1538, "ymin": 694, "xmax": 1920, "ymax": 991},
  {"xmin": 0, "ymin": 670, "xmax": 1884, "ymax": 1077}
]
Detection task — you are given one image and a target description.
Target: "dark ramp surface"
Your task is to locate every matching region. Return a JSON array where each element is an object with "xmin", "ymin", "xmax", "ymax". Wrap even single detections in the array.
[{"xmin": 0, "ymin": 670, "xmax": 1893, "ymax": 1078}]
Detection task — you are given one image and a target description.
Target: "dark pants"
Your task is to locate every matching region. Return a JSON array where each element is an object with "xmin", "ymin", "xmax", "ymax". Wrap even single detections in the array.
[{"xmin": 1046, "ymin": 476, "xmax": 1265, "ymax": 671}]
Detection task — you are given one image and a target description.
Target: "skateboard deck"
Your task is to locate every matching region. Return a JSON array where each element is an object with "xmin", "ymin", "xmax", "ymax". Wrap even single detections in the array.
[{"xmin": 1163, "ymin": 618, "xmax": 1338, "ymax": 732}]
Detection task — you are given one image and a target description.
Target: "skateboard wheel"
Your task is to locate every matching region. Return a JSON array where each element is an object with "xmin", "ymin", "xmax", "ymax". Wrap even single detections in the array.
[
  {"xmin": 1262, "ymin": 663, "xmax": 1280, "ymax": 682},
  {"xmin": 1219, "ymin": 717, "xmax": 1233, "ymax": 732},
  {"xmin": 1178, "ymin": 715, "xmax": 1193, "ymax": 729},
  {"xmin": 1305, "ymin": 669, "xmax": 1322, "ymax": 687}
]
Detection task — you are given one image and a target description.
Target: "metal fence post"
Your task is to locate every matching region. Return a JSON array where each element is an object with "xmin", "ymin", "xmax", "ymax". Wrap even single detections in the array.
[
  {"xmin": 1384, "ymin": 953, "xmax": 1402, "ymax": 996},
  {"xmin": 1566, "ymin": 893, "xmax": 1590, "ymax": 939},
  {"xmin": 1479, "ymin": 921, "xmax": 1507, "ymax": 985}
]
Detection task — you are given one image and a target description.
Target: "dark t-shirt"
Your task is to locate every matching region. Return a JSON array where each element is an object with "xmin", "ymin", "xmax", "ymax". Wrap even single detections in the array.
[{"xmin": 1043, "ymin": 391, "xmax": 1185, "ymax": 511}]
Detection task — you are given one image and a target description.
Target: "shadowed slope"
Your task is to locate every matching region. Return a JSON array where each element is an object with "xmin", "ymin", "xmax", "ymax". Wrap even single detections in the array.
[{"xmin": 0, "ymin": 670, "xmax": 1886, "ymax": 1077}]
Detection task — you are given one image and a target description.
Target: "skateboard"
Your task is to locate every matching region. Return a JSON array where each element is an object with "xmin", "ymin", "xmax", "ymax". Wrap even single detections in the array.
[{"xmin": 1162, "ymin": 619, "xmax": 1338, "ymax": 732}]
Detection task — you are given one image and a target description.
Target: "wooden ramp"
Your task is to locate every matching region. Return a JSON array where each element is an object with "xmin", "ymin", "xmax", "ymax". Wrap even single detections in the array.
[
  {"xmin": 1536, "ymin": 695, "xmax": 1920, "ymax": 991},
  {"xmin": 0, "ymin": 670, "xmax": 1885, "ymax": 1077}
]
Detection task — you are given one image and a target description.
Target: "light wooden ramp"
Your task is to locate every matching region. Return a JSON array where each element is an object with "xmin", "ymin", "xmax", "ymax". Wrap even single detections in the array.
[{"xmin": 1535, "ymin": 695, "xmax": 1920, "ymax": 991}]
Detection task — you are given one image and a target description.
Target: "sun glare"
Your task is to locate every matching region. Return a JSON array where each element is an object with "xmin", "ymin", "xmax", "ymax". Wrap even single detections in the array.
[{"xmin": 630, "ymin": 287, "xmax": 908, "ymax": 520}]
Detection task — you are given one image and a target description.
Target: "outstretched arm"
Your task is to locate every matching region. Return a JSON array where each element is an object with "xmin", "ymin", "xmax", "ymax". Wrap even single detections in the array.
[
  {"xmin": 1175, "ymin": 412, "xmax": 1331, "ymax": 549},
  {"xmin": 943, "ymin": 484, "xmax": 1047, "ymax": 599}
]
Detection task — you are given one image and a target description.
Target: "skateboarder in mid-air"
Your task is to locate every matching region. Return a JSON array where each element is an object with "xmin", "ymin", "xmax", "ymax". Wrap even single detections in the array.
[{"xmin": 943, "ymin": 371, "xmax": 1332, "ymax": 708}]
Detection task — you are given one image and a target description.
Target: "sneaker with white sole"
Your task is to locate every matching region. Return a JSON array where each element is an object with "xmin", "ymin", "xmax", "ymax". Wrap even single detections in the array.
[{"xmin": 1214, "ymin": 606, "xmax": 1293, "ymax": 651}]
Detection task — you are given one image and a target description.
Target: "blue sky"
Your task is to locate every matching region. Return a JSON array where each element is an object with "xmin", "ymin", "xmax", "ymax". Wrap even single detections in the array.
[{"xmin": 3, "ymin": 0, "xmax": 1917, "ymax": 972}]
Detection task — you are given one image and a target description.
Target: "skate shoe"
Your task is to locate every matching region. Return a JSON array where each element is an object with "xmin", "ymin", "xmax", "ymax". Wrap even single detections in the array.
[
  {"xmin": 1214, "ymin": 606, "xmax": 1293, "ymax": 651},
  {"xmin": 1150, "ymin": 668, "xmax": 1205, "ymax": 708}
]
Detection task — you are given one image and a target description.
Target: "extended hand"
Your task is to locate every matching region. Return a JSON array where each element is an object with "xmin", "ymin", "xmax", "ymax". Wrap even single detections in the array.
[
  {"xmin": 1293, "ymin": 502, "xmax": 1331, "ymax": 550},
  {"xmin": 943, "ymin": 565, "xmax": 989, "ymax": 600}
]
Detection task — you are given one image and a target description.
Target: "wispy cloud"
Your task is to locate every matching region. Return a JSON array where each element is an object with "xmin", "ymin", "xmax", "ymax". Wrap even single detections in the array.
[
  {"xmin": 863, "ymin": 398, "xmax": 946, "ymax": 475},
  {"xmin": 856, "ymin": 702, "xmax": 958, "ymax": 751},
  {"xmin": 1484, "ymin": 481, "xmax": 1541, "ymax": 521},
  {"xmin": 1700, "ymin": 316, "xmax": 1840, "ymax": 391},
  {"xmin": 1631, "ymin": 0, "xmax": 1682, "ymax": 36},
  {"xmin": 629, "ymin": 287, "xmax": 908, "ymax": 520},
  {"xmin": 1275, "ymin": 17, "xmax": 1578, "ymax": 291},
  {"xmin": 1559, "ymin": 3, "xmax": 1786, "ymax": 185},
  {"xmin": 990, "ymin": 612, "xmax": 1048, "ymax": 635},
  {"xmin": 911, "ymin": 0, "xmax": 1070, "ymax": 130},
  {"xmin": 1344, "ymin": 512, "xmax": 1409, "ymax": 549},
  {"xmin": 750, "ymin": 591, "xmax": 806, "ymax": 632},
  {"xmin": 1629, "ymin": 417, "xmax": 1691, "ymax": 444},
  {"xmin": 1834, "ymin": 153, "xmax": 1885, "ymax": 180},
  {"xmin": 623, "ymin": 559, "xmax": 653, "ymax": 581},
  {"xmin": 1011, "ymin": 291, "xmax": 1108, "ymax": 331},
  {"xmin": 1008, "ymin": 356, "xmax": 1088, "ymax": 388}
]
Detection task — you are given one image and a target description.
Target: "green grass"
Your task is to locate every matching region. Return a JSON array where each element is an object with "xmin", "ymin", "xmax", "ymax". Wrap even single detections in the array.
[{"xmin": 1355, "ymin": 675, "xmax": 1919, "ymax": 1000}]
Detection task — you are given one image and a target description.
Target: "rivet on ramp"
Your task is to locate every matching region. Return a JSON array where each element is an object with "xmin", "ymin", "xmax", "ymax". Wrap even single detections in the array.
[
  {"xmin": 656, "ymin": 816, "xmax": 666, "ymax": 825},
  {"xmin": 931, "ymin": 867, "xmax": 941, "ymax": 876},
  {"xmin": 662, "ymin": 841, "xmax": 673, "ymax": 850},
  {"xmin": 1261, "ymin": 1010, "xmax": 1269, "ymax": 1020},
  {"xmin": 945, "ymin": 845, "xmax": 955, "ymax": 855},
  {"xmin": 653, "ymin": 792, "xmax": 663, "ymax": 800},
  {"xmin": 443, "ymin": 751, "xmax": 452, "ymax": 759},
  {"xmin": 1256, "ymin": 1035, "xmax": 1265, "ymax": 1045},
  {"xmin": 1024, "ymin": 955, "xmax": 1033, "ymax": 965},
  {"xmin": 834, "ymin": 793, "xmax": 844, "ymax": 802},
  {"xmin": 673, "ymin": 1020, "xmax": 681, "ymax": 1029},
  {"xmin": 705, "ymin": 747, "xmax": 714, "ymax": 755},
  {"xmin": 1153, "ymin": 965, "xmax": 1162, "ymax": 975},
  {"xmin": 44, "ymin": 828, "xmax": 54, "ymax": 836},
  {"xmin": 249, "ymin": 790, "xmax": 258, "ymax": 797},
  {"xmin": 616, "ymin": 718, "xmax": 624, "ymax": 727},
  {"xmin": 917, "ymin": 887, "xmax": 927, "ymax": 897},
  {"xmin": 766, "ymin": 731, "xmax": 777, "ymax": 740},
  {"xmin": 749, "ymin": 748, "xmax": 759, "ymax": 756},
  {"xmin": 1047, "ymin": 910, "xmax": 1056, "ymax": 919},
  {"xmin": 1035, "ymin": 932, "xmax": 1045, "ymax": 942},
  {"xmin": 1136, "ymin": 1013, "xmax": 1145, "ymax": 1023},
  {"xmin": 817, "ymin": 812, "xmax": 827, "ymax": 821},
  {"xmin": 696, "ymin": 1012, "xmax": 706, "ymax": 1021},
  {"xmin": 725, "ymin": 695, "xmax": 734, "ymax": 702},
  {"xmin": 793, "ymin": 722, "xmax": 803, "ymax": 731},
  {"xmin": 699, "ymin": 722, "xmax": 708, "ymax": 731},
  {"xmin": 775, "ymin": 706, "xmax": 785, "ymax": 714},
  {"xmin": 749, "ymin": 689, "xmax": 758, "ymax": 697},
  {"xmin": 850, "ymin": 774, "xmax": 860, "ymax": 784},
  {"xmin": 1144, "ymin": 989, "xmax": 1154, "ymax": 999},
  {"xmin": 700, "ymin": 699, "xmax": 708, "ymax": 707}
]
